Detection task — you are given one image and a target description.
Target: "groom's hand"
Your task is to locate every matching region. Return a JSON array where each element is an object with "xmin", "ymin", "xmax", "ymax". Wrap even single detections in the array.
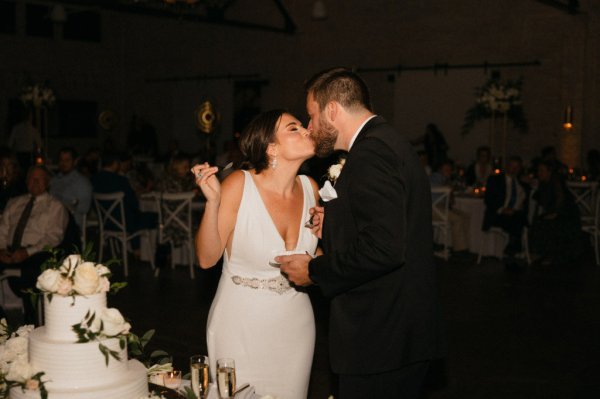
[
  {"xmin": 308, "ymin": 206, "xmax": 324, "ymax": 239},
  {"xmin": 277, "ymin": 254, "xmax": 313, "ymax": 286}
]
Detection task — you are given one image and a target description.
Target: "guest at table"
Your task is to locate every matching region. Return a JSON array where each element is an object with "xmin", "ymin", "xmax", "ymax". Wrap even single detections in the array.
[
  {"xmin": 49, "ymin": 147, "xmax": 93, "ymax": 228},
  {"xmin": 541, "ymin": 146, "xmax": 568, "ymax": 177},
  {"xmin": 92, "ymin": 151, "xmax": 157, "ymax": 256},
  {"xmin": 430, "ymin": 159, "xmax": 470, "ymax": 256},
  {"xmin": 7, "ymin": 112, "xmax": 42, "ymax": 173},
  {"xmin": 483, "ymin": 156, "xmax": 529, "ymax": 259},
  {"xmin": 411, "ymin": 123, "xmax": 449, "ymax": 170},
  {"xmin": 156, "ymin": 154, "xmax": 197, "ymax": 193},
  {"xmin": 119, "ymin": 153, "xmax": 155, "ymax": 197},
  {"xmin": 78, "ymin": 146, "xmax": 101, "ymax": 179},
  {"xmin": 465, "ymin": 145, "xmax": 493, "ymax": 187},
  {"xmin": 0, "ymin": 148, "xmax": 27, "ymax": 213},
  {"xmin": 530, "ymin": 160, "xmax": 583, "ymax": 265},
  {"xmin": 0, "ymin": 166, "xmax": 68, "ymax": 324}
]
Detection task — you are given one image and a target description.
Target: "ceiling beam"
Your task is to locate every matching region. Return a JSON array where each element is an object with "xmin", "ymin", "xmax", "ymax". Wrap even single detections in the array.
[{"xmin": 42, "ymin": 0, "xmax": 297, "ymax": 34}]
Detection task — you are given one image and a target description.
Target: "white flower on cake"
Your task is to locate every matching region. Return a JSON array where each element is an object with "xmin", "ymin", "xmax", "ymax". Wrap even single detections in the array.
[
  {"xmin": 0, "ymin": 319, "xmax": 47, "ymax": 397},
  {"xmin": 91, "ymin": 308, "xmax": 132, "ymax": 337},
  {"xmin": 36, "ymin": 251, "xmax": 114, "ymax": 297}
]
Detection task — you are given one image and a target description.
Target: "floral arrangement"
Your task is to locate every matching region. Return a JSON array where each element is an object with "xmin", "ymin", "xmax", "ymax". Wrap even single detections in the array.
[
  {"xmin": 19, "ymin": 84, "xmax": 55, "ymax": 108},
  {"xmin": 462, "ymin": 77, "xmax": 528, "ymax": 135},
  {"xmin": 35, "ymin": 246, "xmax": 126, "ymax": 299},
  {"xmin": 0, "ymin": 319, "xmax": 47, "ymax": 399}
]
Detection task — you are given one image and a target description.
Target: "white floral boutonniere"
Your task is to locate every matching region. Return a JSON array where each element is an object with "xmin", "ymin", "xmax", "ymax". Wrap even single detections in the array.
[{"xmin": 320, "ymin": 156, "xmax": 346, "ymax": 202}]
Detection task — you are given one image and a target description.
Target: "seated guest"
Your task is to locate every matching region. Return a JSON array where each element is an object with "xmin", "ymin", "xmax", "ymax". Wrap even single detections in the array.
[
  {"xmin": 0, "ymin": 166, "xmax": 68, "ymax": 324},
  {"xmin": 541, "ymin": 146, "xmax": 568, "ymax": 177},
  {"xmin": 49, "ymin": 147, "xmax": 93, "ymax": 228},
  {"xmin": 430, "ymin": 159, "xmax": 470, "ymax": 256},
  {"xmin": 78, "ymin": 147, "xmax": 101, "ymax": 179},
  {"xmin": 0, "ymin": 148, "xmax": 27, "ymax": 213},
  {"xmin": 465, "ymin": 145, "xmax": 493, "ymax": 187},
  {"xmin": 156, "ymin": 154, "xmax": 197, "ymax": 193},
  {"xmin": 119, "ymin": 153, "xmax": 155, "ymax": 197},
  {"xmin": 91, "ymin": 151, "xmax": 157, "ymax": 255},
  {"xmin": 530, "ymin": 161, "xmax": 583, "ymax": 264},
  {"xmin": 483, "ymin": 156, "xmax": 529, "ymax": 259}
]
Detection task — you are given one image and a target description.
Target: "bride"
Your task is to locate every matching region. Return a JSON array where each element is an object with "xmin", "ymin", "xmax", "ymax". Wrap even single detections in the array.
[{"xmin": 192, "ymin": 109, "xmax": 319, "ymax": 398}]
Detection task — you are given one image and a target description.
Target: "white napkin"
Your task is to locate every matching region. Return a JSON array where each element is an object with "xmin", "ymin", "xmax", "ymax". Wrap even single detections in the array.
[{"xmin": 319, "ymin": 180, "xmax": 338, "ymax": 202}]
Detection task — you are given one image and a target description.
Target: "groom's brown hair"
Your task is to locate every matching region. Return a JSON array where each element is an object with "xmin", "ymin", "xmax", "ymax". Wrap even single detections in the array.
[{"xmin": 305, "ymin": 67, "xmax": 372, "ymax": 113}]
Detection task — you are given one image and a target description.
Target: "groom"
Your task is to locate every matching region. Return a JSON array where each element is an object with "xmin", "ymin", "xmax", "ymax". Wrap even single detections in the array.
[{"xmin": 278, "ymin": 68, "xmax": 443, "ymax": 398}]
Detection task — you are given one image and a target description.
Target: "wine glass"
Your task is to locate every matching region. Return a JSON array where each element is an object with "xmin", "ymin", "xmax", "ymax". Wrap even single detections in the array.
[
  {"xmin": 163, "ymin": 370, "xmax": 182, "ymax": 390},
  {"xmin": 190, "ymin": 355, "xmax": 210, "ymax": 399},
  {"xmin": 216, "ymin": 358, "xmax": 236, "ymax": 399}
]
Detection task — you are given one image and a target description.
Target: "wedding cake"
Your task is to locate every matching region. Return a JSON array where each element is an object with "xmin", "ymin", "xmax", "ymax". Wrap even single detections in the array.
[{"xmin": 5, "ymin": 254, "xmax": 149, "ymax": 399}]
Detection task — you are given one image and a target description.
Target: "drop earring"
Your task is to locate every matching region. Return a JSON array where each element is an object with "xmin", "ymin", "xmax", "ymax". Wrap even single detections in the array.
[{"xmin": 270, "ymin": 157, "xmax": 277, "ymax": 169}]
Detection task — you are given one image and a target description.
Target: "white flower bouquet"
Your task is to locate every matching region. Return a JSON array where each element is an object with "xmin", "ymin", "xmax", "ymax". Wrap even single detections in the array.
[
  {"xmin": 35, "ymin": 246, "xmax": 126, "ymax": 299},
  {"xmin": 462, "ymin": 77, "xmax": 528, "ymax": 135},
  {"xmin": 20, "ymin": 84, "xmax": 55, "ymax": 108},
  {"xmin": 0, "ymin": 319, "xmax": 47, "ymax": 399}
]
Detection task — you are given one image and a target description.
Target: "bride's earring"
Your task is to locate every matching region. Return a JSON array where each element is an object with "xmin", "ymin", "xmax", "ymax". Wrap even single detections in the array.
[{"xmin": 270, "ymin": 157, "xmax": 278, "ymax": 170}]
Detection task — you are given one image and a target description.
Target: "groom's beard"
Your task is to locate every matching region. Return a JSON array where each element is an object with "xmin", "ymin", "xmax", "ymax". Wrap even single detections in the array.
[{"xmin": 313, "ymin": 115, "xmax": 338, "ymax": 158}]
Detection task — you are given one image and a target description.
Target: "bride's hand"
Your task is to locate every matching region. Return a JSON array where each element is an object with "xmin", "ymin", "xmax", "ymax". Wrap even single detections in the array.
[{"xmin": 191, "ymin": 163, "xmax": 221, "ymax": 202}]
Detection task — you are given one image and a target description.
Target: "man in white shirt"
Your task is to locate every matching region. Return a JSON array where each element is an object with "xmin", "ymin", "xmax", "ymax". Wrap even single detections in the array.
[
  {"xmin": 483, "ymin": 156, "xmax": 529, "ymax": 260},
  {"xmin": 7, "ymin": 114, "xmax": 42, "ymax": 172},
  {"xmin": 0, "ymin": 166, "xmax": 68, "ymax": 323}
]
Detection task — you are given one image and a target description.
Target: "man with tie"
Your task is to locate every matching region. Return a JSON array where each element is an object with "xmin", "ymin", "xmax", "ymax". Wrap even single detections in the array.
[
  {"xmin": 0, "ymin": 165, "xmax": 68, "ymax": 323},
  {"xmin": 483, "ymin": 156, "xmax": 529, "ymax": 260}
]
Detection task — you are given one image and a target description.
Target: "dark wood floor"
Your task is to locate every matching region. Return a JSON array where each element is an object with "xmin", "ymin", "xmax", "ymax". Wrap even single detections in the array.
[{"xmin": 7, "ymin": 245, "xmax": 600, "ymax": 398}]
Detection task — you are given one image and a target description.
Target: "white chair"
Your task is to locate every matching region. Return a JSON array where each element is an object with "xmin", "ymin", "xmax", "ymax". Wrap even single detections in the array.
[
  {"xmin": 567, "ymin": 181, "xmax": 598, "ymax": 225},
  {"xmin": 93, "ymin": 192, "xmax": 156, "ymax": 277},
  {"xmin": 81, "ymin": 210, "xmax": 99, "ymax": 248},
  {"xmin": 153, "ymin": 191, "xmax": 196, "ymax": 279},
  {"xmin": 477, "ymin": 227, "xmax": 531, "ymax": 265},
  {"xmin": 431, "ymin": 186, "xmax": 452, "ymax": 260},
  {"xmin": 580, "ymin": 194, "xmax": 600, "ymax": 265}
]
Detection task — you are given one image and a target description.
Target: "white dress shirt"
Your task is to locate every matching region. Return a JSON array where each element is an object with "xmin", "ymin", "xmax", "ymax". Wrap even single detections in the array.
[
  {"xmin": 0, "ymin": 192, "xmax": 68, "ymax": 255},
  {"xmin": 499, "ymin": 175, "xmax": 526, "ymax": 212}
]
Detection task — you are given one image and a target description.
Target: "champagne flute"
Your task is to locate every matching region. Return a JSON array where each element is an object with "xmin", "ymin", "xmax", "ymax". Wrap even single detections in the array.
[
  {"xmin": 216, "ymin": 358, "xmax": 236, "ymax": 399},
  {"xmin": 190, "ymin": 355, "xmax": 210, "ymax": 399},
  {"xmin": 163, "ymin": 370, "xmax": 182, "ymax": 390}
]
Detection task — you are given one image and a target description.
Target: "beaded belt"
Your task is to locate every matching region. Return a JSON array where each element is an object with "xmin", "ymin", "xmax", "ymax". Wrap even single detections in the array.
[{"xmin": 231, "ymin": 275, "xmax": 292, "ymax": 295}]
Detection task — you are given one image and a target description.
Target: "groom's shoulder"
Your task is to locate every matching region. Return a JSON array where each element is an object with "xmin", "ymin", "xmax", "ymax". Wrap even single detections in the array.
[{"xmin": 363, "ymin": 119, "xmax": 413, "ymax": 154}]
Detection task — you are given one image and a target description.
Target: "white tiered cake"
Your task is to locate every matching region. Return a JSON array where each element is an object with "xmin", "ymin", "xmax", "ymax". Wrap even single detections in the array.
[{"xmin": 9, "ymin": 293, "xmax": 149, "ymax": 399}]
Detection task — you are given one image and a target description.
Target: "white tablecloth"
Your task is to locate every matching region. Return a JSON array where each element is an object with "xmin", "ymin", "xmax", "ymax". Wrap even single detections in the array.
[{"xmin": 453, "ymin": 196, "xmax": 506, "ymax": 258}]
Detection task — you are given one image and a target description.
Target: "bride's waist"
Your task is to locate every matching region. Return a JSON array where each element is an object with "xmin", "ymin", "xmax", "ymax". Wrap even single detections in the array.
[{"xmin": 221, "ymin": 268, "xmax": 292, "ymax": 295}]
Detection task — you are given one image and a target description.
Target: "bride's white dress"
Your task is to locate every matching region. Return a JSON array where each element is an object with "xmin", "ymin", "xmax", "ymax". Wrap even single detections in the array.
[{"xmin": 207, "ymin": 171, "xmax": 317, "ymax": 399}]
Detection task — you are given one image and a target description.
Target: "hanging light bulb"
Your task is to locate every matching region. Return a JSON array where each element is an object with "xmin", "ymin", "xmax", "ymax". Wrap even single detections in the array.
[{"xmin": 563, "ymin": 105, "xmax": 573, "ymax": 130}]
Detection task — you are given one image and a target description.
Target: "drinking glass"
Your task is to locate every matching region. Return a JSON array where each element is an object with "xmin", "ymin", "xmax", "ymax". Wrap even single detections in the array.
[
  {"xmin": 190, "ymin": 355, "xmax": 210, "ymax": 399},
  {"xmin": 216, "ymin": 358, "xmax": 236, "ymax": 399},
  {"xmin": 163, "ymin": 370, "xmax": 182, "ymax": 390}
]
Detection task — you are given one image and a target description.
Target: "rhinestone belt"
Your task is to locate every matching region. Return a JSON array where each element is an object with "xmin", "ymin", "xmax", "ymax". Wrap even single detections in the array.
[{"xmin": 231, "ymin": 274, "xmax": 292, "ymax": 295}]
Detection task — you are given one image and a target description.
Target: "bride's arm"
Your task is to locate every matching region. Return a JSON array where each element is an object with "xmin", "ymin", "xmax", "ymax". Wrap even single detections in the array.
[{"xmin": 195, "ymin": 169, "xmax": 244, "ymax": 268}]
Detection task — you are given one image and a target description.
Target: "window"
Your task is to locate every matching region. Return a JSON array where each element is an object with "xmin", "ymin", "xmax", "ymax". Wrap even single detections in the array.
[
  {"xmin": 0, "ymin": 0, "xmax": 16, "ymax": 34},
  {"xmin": 26, "ymin": 3, "xmax": 52, "ymax": 37},
  {"xmin": 64, "ymin": 10, "xmax": 101, "ymax": 42}
]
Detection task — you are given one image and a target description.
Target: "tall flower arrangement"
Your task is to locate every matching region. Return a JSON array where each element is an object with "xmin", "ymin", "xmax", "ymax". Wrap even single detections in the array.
[
  {"xmin": 19, "ymin": 84, "xmax": 55, "ymax": 109},
  {"xmin": 462, "ymin": 77, "xmax": 528, "ymax": 135}
]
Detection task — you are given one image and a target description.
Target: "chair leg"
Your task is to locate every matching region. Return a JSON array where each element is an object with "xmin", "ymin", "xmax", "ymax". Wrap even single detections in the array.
[
  {"xmin": 188, "ymin": 241, "xmax": 195, "ymax": 279},
  {"xmin": 121, "ymin": 239, "xmax": 129, "ymax": 277},
  {"xmin": 594, "ymin": 233, "xmax": 600, "ymax": 266}
]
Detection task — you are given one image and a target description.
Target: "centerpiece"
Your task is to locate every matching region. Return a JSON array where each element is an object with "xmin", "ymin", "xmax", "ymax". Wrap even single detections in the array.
[{"xmin": 462, "ymin": 76, "xmax": 527, "ymax": 166}]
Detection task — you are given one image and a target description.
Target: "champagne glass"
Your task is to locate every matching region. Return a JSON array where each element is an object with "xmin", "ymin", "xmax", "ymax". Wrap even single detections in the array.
[
  {"xmin": 216, "ymin": 358, "xmax": 236, "ymax": 399},
  {"xmin": 163, "ymin": 370, "xmax": 182, "ymax": 390},
  {"xmin": 190, "ymin": 355, "xmax": 210, "ymax": 399}
]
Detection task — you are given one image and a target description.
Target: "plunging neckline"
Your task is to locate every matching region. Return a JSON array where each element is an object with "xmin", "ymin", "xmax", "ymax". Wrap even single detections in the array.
[{"xmin": 247, "ymin": 171, "xmax": 305, "ymax": 251}]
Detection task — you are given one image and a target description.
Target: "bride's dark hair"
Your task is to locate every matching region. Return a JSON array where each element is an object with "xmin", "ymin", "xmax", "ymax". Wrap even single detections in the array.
[{"xmin": 238, "ymin": 109, "xmax": 286, "ymax": 173}]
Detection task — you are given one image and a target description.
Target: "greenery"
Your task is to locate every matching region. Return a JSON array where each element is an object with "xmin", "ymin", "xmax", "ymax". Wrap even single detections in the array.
[{"xmin": 462, "ymin": 76, "xmax": 528, "ymax": 135}]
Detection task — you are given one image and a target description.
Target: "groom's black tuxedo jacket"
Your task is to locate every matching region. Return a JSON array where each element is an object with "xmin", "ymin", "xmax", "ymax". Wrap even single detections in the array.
[{"xmin": 309, "ymin": 116, "xmax": 443, "ymax": 374}]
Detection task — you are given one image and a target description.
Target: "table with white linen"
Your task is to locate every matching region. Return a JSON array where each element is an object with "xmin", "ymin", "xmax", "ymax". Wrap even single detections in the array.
[{"xmin": 453, "ymin": 195, "xmax": 506, "ymax": 258}]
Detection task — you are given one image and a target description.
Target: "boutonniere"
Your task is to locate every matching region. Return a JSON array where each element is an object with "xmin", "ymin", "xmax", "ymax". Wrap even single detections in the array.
[{"xmin": 319, "ymin": 156, "xmax": 346, "ymax": 202}]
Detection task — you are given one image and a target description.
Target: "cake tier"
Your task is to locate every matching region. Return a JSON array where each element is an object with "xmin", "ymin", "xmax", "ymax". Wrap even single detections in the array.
[
  {"xmin": 29, "ymin": 327, "xmax": 128, "ymax": 390},
  {"xmin": 9, "ymin": 359, "xmax": 149, "ymax": 399},
  {"xmin": 44, "ymin": 293, "xmax": 106, "ymax": 342}
]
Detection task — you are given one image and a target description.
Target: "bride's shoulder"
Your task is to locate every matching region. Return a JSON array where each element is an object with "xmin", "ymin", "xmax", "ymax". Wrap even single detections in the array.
[{"xmin": 221, "ymin": 169, "xmax": 246, "ymax": 191}]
